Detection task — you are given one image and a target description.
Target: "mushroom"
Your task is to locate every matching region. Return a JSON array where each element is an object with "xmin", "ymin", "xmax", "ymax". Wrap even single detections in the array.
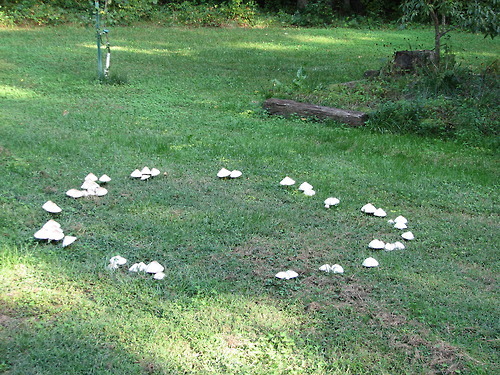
[
  {"xmin": 141, "ymin": 166, "xmax": 151, "ymax": 176},
  {"xmin": 99, "ymin": 174, "xmax": 111, "ymax": 183},
  {"xmin": 324, "ymin": 197, "xmax": 340, "ymax": 208},
  {"xmin": 153, "ymin": 272, "xmax": 165, "ymax": 280},
  {"xmin": 42, "ymin": 200, "xmax": 62, "ymax": 214},
  {"xmin": 394, "ymin": 241, "xmax": 406, "ymax": 250},
  {"xmin": 129, "ymin": 262, "xmax": 147, "ymax": 272},
  {"xmin": 384, "ymin": 243, "xmax": 396, "ymax": 251},
  {"xmin": 394, "ymin": 215, "xmax": 408, "ymax": 224},
  {"xmin": 303, "ymin": 189, "xmax": 316, "ymax": 196},
  {"xmin": 66, "ymin": 189, "xmax": 85, "ymax": 198},
  {"xmin": 394, "ymin": 221, "xmax": 407, "ymax": 230},
  {"xmin": 373, "ymin": 208, "xmax": 387, "ymax": 217},
  {"xmin": 145, "ymin": 261, "xmax": 164, "ymax": 274},
  {"xmin": 298, "ymin": 182, "xmax": 313, "ymax": 192},
  {"xmin": 85, "ymin": 173, "xmax": 98, "ymax": 182},
  {"xmin": 109, "ymin": 255, "xmax": 127, "ymax": 266},
  {"xmin": 330, "ymin": 264, "xmax": 344, "ymax": 274},
  {"xmin": 401, "ymin": 231, "xmax": 414, "ymax": 240},
  {"xmin": 275, "ymin": 270, "xmax": 298, "ymax": 279},
  {"xmin": 230, "ymin": 170, "xmax": 242, "ymax": 178},
  {"xmin": 217, "ymin": 168, "xmax": 231, "ymax": 178},
  {"xmin": 130, "ymin": 169, "xmax": 142, "ymax": 178},
  {"xmin": 368, "ymin": 239, "xmax": 385, "ymax": 249},
  {"xmin": 319, "ymin": 264, "xmax": 331, "ymax": 272},
  {"xmin": 361, "ymin": 203, "xmax": 376, "ymax": 214},
  {"xmin": 140, "ymin": 174, "xmax": 151, "ymax": 180},
  {"xmin": 81, "ymin": 179, "xmax": 100, "ymax": 192},
  {"xmin": 279, "ymin": 176, "xmax": 295, "ymax": 186},
  {"xmin": 150, "ymin": 168, "xmax": 161, "ymax": 177},
  {"xmin": 362, "ymin": 257, "xmax": 379, "ymax": 268},
  {"xmin": 95, "ymin": 187, "xmax": 108, "ymax": 197},
  {"xmin": 62, "ymin": 235, "xmax": 77, "ymax": 247}
]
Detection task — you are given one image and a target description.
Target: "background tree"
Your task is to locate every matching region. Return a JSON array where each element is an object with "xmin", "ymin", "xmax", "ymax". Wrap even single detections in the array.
[{"xmin": 401, "ymin": 0, "xmax": 499, "ymax": 66}]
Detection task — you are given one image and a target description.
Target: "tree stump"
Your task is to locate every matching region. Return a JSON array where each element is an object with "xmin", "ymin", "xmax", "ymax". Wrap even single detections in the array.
[
  {"xmin": 393, "ymin": 50, "xmax": 437, "ymax": 72},
  {"xmin": 263, "ymin": 98, "xmax": 368, "ymax": 126}
]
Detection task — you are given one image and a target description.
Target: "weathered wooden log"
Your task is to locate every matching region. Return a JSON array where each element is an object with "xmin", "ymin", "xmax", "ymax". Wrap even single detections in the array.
[{"xmin": 263, "ymin": 98, "xmax": 368, "ymax": 126}]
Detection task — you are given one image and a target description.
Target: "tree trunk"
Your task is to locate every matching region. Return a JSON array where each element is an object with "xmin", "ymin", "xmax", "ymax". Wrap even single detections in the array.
[{"xmin": 263, "ymin": 98, "xmax": 368, "ymax": 126}]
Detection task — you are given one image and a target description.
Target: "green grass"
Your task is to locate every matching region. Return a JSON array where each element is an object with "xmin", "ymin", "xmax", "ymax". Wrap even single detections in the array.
[{"xmin": 0, "ymin": 26, "xmax": 499, "ymax": 374}]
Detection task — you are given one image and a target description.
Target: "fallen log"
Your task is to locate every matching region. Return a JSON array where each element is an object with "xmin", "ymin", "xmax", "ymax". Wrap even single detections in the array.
[{"xmin": 263, "ymin": 98, "xmax": 368, "ymax": 127}]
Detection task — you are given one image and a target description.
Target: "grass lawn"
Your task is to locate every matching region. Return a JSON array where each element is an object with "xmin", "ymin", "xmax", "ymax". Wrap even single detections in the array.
[{"xmin": 0, "ymin": 25, "xmax": 498, "ymax": 374}]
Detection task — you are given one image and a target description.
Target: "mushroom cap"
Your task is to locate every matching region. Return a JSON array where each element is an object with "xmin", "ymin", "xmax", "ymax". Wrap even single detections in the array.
[
  {"xmin": 319, "ymin": 264, "xmax": 331, "ymax": 272},
  {"xmin": 275, "ymin": 270, "xmax": 298, "ymax": 279},
  {"xmin": 330, "ymin": 264, "xmax": 344, "ymax": 274},
  {"xmin": 141, "ymin": 166, "xmax": 151, "ymax": 175},
  {"xmin": 362, "ymin": 257, "xmax": 379, "ymax": 268},
  {"xmin": 85, "ymin": 173, "xmax": 98, "ymax": 182},
  {"xmin": 95, "ymin": 187, "xmax": 108, "ymax": 197},
  {"xmin": 384, "ymin": 243, "xmax": 396, "ymax": 251},
  {"xmin": 66, "ymin": 189, "xmax": 85, "ymax": 198},
  {"xmin": 303, "ymin": 189, "xmax": 316, "ymax": 196},
  {"xmin": 324, "ymin": 197, "xmax": 340, "ymax": 207},
  {"xmin": 373, "ymin": 208, "xmax": 387, "ymax": 217},
  {"xmin": 394, "ymin": 221, "xmax": 407, "ymax": 230},
  {"xmin": 298, "ymin": 182, "xmax": 313, "ymax": 192},
  {"xmin": 361, "ymin": 203, "xmax": 376, "ymax": 214},
  {"xmin": 230, "ymin": 170, "xmax": 242, "ymax": 178},
  {"xmin": 42, "ymin": 200, "xmax": 62, "ymax": 214},
  {"xmin": 62, "ymin": 235, "xmax": 77, "ymax": 247},
  {"xmin": 394, "ymin": 215, "xmax": 408, "ymax": 224},
  {"xmin": 401, "ymin": 231, "xmax": 415, "ymax": 240},
  {"xmin": 99, "ymin": 174, "xmax": 111, "ymax": 183},
  {"xmin": 81, "ymin": 179, "xmax": 100, "ymax": 191},
  {"xmin": 150, "ymin": 168, "xmax": 161, "ymax": 177},
  {"xmin": 394, "ymin": 241, "xmax": 406, "ymax": 250},
  {"xmin": 153, "ymin": 272, "xmax": 166, "ymax": 280},
  {"xmin": 129, "ymin": 262, "xmax": 147, "ymax": 272},
  {"xmin": 130, "ymin": 169, "xmax": 142, "ymax": 178},
  {"xmin": 140, "ymin": 174, "xmax": 151, "ymax": 180},
  {"xmin": 279, "ymin": 176, "xmax": 295, "ymax": 186},
  {"xmin": 109, "ymin": 255, "xmax": 127, "ymax": 266},
  {"xmin": 34, "ymin": 220, "xmax": 64, "ymax": 241},
  {"xmin": 368, "ymin": 239, "xmax": 385, "ymax": 249},
  {"xmin": 217, "ymin": 168, "xmax": 231, "ymax": 178},
  {"xmin": 145, "ymin": 261, "xmax": 164, "ymax": 274}
]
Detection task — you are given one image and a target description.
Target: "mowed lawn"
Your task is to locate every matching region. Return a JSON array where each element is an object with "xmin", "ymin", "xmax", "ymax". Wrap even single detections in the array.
[{"xmin": 0, "ymin": 26, "xmax": 498, "ymax": 374}]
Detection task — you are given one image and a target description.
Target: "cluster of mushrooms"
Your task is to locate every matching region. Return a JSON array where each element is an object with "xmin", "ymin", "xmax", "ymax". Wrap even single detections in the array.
[
  {"xmin": 108, "ymin": 256, "xmax": 166, "ymax": 280},
  {"xmin": 271, "ymin": 176, "xmax": 415, "ymax": 279}
]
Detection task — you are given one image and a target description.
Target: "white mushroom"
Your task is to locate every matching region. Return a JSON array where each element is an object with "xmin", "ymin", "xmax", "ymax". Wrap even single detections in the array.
[
  {"xmin": 109, "ymin": 255, "xmax": 127, "ymax": 266},
  {"xmin": 99, "ymin": 174, "xmax": 111, "ymax": 183},
  {"xmin": 279, "ymin": 176, "xmax": 295, "ymax": 186},
  {"xmin": 361, "ymin": 203, "xmax": 377, "ymax": 214},
  {"xmin": 330, "ymin": 264, "xmax": 344, "ymax": 274},
  {"xmin": 145, "ymin": 261, "xmax": 164, "ymax": 274},
  {"xmin": 368, "ymin": 239, "xmax": 385, "ymax": 249},
  {"xmin": 140, "ymin": 174, "xmax": 151, "ymax": 180},
  {"xmin": 66, "ymin": 189, "xmax": 85, "ymax": 198},
  {"xmin": 319, "ymin": 264, "xmax": 331, "ymax": 272},
  {"xmin": 95, "ymin": 187, "xmax": 108, "ymax": 197},
  {"xmin": 394, "ymin": 215, "xmax": 408, "ymax": 224},
  {"xmin": 217, "ymin": 168, "xmax": 231, "ymax": 178},
  {"xmin": 129, "ymin": 262, "xmax": 147, "ymax": 272},
  {"xmin": 384, "ymin": 243, "xmax": 396, "ymax": 251},
  {"xmin": 394, "ymin": 221, "xmax": 407, "ymax": 230},
  {"xmin": 373, "ymin": 208, "xmax": 387, "ymax": 217},
  {"xmin": 298, "ymin": 182, "xmax": 313, "ymax": 192},
  {"xmin": 150, "ymin": 168, "xmax": 161, "ymax": 177},
  {"xmin": 402, "ymin": 231, "xmax": 415, "ymax": 240},
  {"xmin": 130, "ymin": 169, "xmax": 142, "ymax": 178},
  {"xmin": 34, "ymin": 220, "xmax": 64, "ymax": 241},
  {"xmin": 42, "ymin": 200, "xmax": 62, "ymax": 214},
  {"xmin": 153, "ymin": 272, "xmax": 166, "ymax": 280},
  {"xmin": 62, "ymin": 235, "xmax": 77, "ymax": 247},
  {"xmin": 275, "ymin": 270, "xmax": 298, "ymax": 279},
  {"xmin": 141, "ymin": 166, "xmax": 151, "ymax": 175},
  {"xmin": 81, "ymin": 179, "xmax": 99, "ymax": 191},
  {"xmin": 85, "ymin": 173, "xmax": 98, "ymax": 182},
  {"xmin": 303, "ymin": 189, "xmax": 316, "ymax": 196},
  {"xmin": 362, "ymin": 257, "xmax": 379, "ymax": 268},
  {"xmin": 324, "ymin": 197, "xmax": 340, "ymax": 208},
  {"xmin": 394, "ymin": 241, "xmax": 406, "ymax": 250},
  {"xmin": 230, "ymin": 170, "xmax": 242, "ymax": 178}
]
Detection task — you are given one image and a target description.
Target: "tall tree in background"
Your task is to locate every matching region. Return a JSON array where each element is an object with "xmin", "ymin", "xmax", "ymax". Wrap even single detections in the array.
[{"xmin": 401, "ymin": 0, "xmax": 499, "ymax": 66}]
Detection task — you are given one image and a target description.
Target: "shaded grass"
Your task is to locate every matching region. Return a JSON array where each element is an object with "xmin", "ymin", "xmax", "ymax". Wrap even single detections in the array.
[{"xmin": 0, "ymin": 26, "xmax": 499, "ymax": 374}]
